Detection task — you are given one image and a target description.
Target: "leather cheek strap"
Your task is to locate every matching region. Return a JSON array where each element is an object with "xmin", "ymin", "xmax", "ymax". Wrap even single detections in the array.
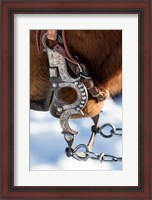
[{"xmin": 45, "ymin": 30, "xmax": 109, "ymax": 103}]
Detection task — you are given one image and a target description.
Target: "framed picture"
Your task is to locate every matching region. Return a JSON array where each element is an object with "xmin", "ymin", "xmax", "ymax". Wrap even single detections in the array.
[{"xmin": 1, "ymin": 0, "xmax": 151, "ymax": 199}]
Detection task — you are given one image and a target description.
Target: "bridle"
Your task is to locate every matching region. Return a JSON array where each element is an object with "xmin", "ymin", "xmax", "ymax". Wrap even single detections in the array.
[{"xmin": 35, "ymin": 30, "xmax": 122, "ymax": 162}]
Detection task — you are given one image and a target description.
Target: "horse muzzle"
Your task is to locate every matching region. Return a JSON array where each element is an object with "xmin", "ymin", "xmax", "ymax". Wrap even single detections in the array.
[{"xmin": 30, "ymin": 92, "xmax": 53, "ymax": 111}]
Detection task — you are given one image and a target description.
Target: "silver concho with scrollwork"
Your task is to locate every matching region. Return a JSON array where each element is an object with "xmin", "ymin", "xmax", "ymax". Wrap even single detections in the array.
[{"xmin": 42, "ymin": 33, "xmax": 88, "ymax": 135}]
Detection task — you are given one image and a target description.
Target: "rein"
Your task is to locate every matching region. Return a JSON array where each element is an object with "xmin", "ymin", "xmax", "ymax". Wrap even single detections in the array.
[{"xmin": 36, "ymin": 30, "xmax": 122, "ymax": 163}]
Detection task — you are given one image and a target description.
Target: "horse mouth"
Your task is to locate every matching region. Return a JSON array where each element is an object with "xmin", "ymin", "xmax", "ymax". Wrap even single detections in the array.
[
  {"xmin": 30, "ymin": 99, "xmax": 49, "ymax": 111},
  {"xmin": 30, "ymin": 93, "xmax": 53, "ymax": 111}
]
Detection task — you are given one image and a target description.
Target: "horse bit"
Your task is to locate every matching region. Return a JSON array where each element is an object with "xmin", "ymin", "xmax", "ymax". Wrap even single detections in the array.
[{"xmin": 39, "ymin": 30, "xmax": 122, "ymax": 163}]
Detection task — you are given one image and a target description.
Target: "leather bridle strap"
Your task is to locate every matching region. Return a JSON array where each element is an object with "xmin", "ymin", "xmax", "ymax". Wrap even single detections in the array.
[
  {"xmin": 55, "ymin": 30, "xmax": 109, "ymax": 102},
  {"xmin": 62, "ymin": 30, "xmax": 81, "ymax": 65},
  {"xmin": 36, "ymin": 30, "xmax": 41, "ymax": 52},
  {"xmin": 36, "ymin": 30, "xmax": 109, "ymax": 102}
]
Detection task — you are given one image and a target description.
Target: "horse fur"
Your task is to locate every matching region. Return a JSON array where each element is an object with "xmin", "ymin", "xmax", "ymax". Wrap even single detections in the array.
[{"xmin": 30, "ymin": 30, "xmax": 122, "ymax": 117}]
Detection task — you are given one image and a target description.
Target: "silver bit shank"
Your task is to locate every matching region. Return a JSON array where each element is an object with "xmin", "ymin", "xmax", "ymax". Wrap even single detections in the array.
[{"xmin": 42, "ymin": 33, "xmax": 88, "ymax": 135}]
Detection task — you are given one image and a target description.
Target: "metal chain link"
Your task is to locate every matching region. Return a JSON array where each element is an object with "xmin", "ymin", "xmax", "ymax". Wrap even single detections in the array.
[
  {"xmin": 98, "ymin": 123, "xmax": 122, "ymax": 138},
  {"xmin": 69, "ymin": 144, "xmax": 122, "ymax": 162},
  {"xmin": 65, "ymin": 123, "xmax": 122, "ymax": 163}
]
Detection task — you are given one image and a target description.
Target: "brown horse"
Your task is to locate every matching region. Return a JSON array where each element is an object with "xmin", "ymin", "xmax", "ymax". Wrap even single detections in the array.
[{"xmin": 30, "ymin": 30, "xmax": 122, "ymax": 118}]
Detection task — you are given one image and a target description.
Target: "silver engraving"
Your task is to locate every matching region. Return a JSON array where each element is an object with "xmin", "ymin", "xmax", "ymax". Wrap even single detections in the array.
[
  {"xmin": 49, "ymin": 67, "xmax": 58, "ymax": 77},
  {"xmin": 42, "ymin": 32, "xmax": 88, "ymax": 135},
  {"xmin": 60, "ymin": 109, "xmax": 83, "ymax": 135}
]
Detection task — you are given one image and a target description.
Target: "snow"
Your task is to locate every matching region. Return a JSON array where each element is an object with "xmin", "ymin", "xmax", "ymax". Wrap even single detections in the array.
[{"xmin": 30, "ymin": 95, "xmax": 122, "ymax": 170}]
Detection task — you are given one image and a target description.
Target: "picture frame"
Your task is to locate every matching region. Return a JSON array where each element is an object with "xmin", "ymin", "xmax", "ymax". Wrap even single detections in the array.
[{"xmin": 1, "ymin": 0, "xmax": 151, "ymax": 199}]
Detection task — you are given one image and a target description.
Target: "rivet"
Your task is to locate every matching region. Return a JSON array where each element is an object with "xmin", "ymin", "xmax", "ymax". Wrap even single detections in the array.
[
  {"xmin": 74, "ymin": 82, "xmax": 78, "ymax": 86},
  {"xmin": 81, "ymin": 92, "xmax": 86, "ymax": 96},
  {"xmin": 79, "ymin": 104, "xmax": 84, "ymax": 108},
  {"xmin": 78, "ymin": 84, "xmax": 82, "ymax": 88},
  {"xmin": 52, "ymin": 83, "xmax": 57, "ymax": 88},
  {"xmin": 82, "ymin": 96, "xmax": 87, "ymax": 100},
  {"xmin": 57, "ymin": 107, "xmax": 62, "ymax": 112},
  {"xmin": 80, "ymin": 88, "xmax": 85, "ymax": 92}
]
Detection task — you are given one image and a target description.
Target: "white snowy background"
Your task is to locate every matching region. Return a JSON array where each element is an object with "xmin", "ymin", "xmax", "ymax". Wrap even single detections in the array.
[{"xmin": 30, "ymin": 95, "xmax": 122, "ymax": 171}]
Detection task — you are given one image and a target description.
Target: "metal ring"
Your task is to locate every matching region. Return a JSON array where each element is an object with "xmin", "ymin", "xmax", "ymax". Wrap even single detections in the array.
[
  {"xmin": 42, "ymin": 32, "xmax": 48, "ymax": 50},
  {"xmin": 42, "ymin": 32, "xmax": 63, "ymax": 50},
  {"xmin": 99, "ymin": 123, "xmax": 116, "ymax": 138},
  {"xmin": 80, "ymin": 73, "xmax": 91, "ymax": 79},
  {"xmin": 73, "ymin": 144, "xmax": 90, "ymax": 161},
  {"xmin": 110, "ymin": 128, "xmax": 122, "ymax": 136}
]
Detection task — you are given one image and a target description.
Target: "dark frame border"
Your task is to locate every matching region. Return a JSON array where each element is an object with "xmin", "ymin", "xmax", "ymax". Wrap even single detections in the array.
[{"xmin": 1, "ymin": 0, "xmax": 151, "ymax": 199}]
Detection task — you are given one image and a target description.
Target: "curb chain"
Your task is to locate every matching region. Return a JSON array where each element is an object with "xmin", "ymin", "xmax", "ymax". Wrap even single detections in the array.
[{"xmin": 65, "ymin": 123, "xmax": 122, "ymax": 163}]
